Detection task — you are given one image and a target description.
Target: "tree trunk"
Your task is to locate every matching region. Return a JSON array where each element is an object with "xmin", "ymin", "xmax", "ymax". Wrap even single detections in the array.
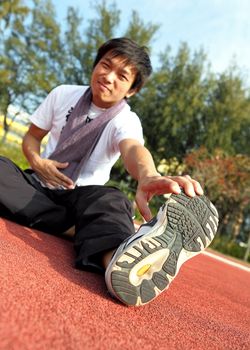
[
  {"xmin": 1, "ymin": 94, "xmax": 11, "ymax": 144},
  {"xmin": 244, "ymin": 231, "xmax": 250, "ymax": 262},
  {"xmin": 231, "ymin": 210, "xmax": 244, "ymax": 239}
]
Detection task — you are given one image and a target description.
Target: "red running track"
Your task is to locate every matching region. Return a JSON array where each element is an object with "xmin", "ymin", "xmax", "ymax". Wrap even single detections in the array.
[{"xmin": 0, "ymin": 218, "xmax": 249, "ymax": 350}]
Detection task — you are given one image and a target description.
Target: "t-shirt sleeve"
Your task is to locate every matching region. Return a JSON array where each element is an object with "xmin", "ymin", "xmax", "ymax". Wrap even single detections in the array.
[
  {"xmin": 111, "ymin": 110, "xmax": 144, "ymax": 153},
  {"xmin": 29, "ymin": 86, "xmax": 61, "ymax": 130}
]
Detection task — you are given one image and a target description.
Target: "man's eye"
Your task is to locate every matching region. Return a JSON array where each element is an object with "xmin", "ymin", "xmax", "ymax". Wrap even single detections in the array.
[{"xmin": 120, "ymin": 75, "xmax": 128, "ymax": 81}]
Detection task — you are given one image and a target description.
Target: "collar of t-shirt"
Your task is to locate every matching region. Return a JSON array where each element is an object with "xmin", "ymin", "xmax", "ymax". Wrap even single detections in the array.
[{"xmin": 86, "ymin": 103, "xmax": 106, "ymax": 123}]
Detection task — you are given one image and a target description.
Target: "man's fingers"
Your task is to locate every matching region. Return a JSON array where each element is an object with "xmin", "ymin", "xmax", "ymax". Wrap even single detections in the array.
[
  {"xmin": 53, "ymin": 161, "xmax": 74, "ymax": 186},
  {"xmin": 53, "ymin": 172, "xmax": 74, "ymax": 188},
  {"xmin": 40, "ymin": 159, "xmax": 74, "ymax": 188},
  {"xmin": 54, "ymin": 161, "xmax": 69, "ymax": 169},
  {"xmin": 168, "ymin": 175, "xmax": 203, "ymax": 197},
  {"xmin": 136, "ymin": 192, "xmax": 152, "ymax": 222},
  {"xmin": 53, "ymin": 169, "xmax": 74, "ymax": 188},
  {"xmin": 180, "ymin": 175, "xmax": 203, "ymax": 196},
  {"xmin": 189, "ymin": 178, "xmax": 203, "ymax": 195},
  {"xmin": 49, "ymin": 161, "xmax": 74, "ymax": 187},
  {"xmin": 140, "ymin": 177, "xmax": 182, "ymax": 198}
]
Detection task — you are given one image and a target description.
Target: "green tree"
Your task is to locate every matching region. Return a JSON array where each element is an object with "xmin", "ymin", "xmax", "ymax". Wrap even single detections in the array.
[
  {"xmin": 0, "ymin": 0, "xmax": 29, "ymax": 135},
  {"xmin": 134, "ymin": 44, "xmax": 250, "ymax": 168},
  {"xmin": 203, "ymin": 68, "xmax": 250, "ymax": 155},
  {"xmin": 134, "ymin": 43, "xmax": 211, "ymax": 164},
  {"xmin": 62, "ymin": 6, "xmax": 86, "ymax": 85},
  {"xmin": 125, "ymin": 10, "xmax": 159, "ymax": 47},
  {"xmin": 0, "ymin": 0, "xmax": 63, "ymax": 142},
  {"xmin": 25, "ymin": 0, "xmax": 63, "ymax": 101}
]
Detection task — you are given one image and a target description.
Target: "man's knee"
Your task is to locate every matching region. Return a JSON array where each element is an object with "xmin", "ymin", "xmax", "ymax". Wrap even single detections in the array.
[
  {"xmin": 101, "ymin": 186, "xmax": 133, "ymax": 213},
  {"xmin": 0, "ymin": 156, "xmax": 17, "ymax": 173}
]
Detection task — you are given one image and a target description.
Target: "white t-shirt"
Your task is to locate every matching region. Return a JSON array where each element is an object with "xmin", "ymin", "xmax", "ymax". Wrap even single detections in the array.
[{"xmin": 30, "ymin": 85, "xmax": 144, "ymax": 186}]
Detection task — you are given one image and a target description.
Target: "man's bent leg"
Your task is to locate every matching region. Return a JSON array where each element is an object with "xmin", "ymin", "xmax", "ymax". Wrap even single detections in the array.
[{"xmin": 0, "ymin": 156, "xmax": 72, "ymax": 234}]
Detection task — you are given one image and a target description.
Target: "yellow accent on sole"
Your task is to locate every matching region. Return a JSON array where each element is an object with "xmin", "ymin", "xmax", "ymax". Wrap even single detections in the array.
[{"xmin": 137, "ymin": 264, "xmax": 151, "ymax": 276}]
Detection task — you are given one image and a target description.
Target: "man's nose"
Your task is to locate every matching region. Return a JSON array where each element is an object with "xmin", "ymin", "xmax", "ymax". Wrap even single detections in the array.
[{"xmin": 104, "ymin": 71, "xmax": 116, "ymax": 83}]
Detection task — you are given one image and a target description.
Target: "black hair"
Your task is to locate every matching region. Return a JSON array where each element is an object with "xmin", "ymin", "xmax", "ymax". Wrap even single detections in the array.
[{"xmin": 93, "ymin": 37, "xmax": 152, "ymax": 92}]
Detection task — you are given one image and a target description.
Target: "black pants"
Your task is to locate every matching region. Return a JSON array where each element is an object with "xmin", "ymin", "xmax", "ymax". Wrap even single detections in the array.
[{"xmin": 0, "ymin": 156, "xmax": 135, "ymax": 272}]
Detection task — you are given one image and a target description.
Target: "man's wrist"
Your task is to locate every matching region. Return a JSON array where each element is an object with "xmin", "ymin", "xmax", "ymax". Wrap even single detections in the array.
[
  {"xmin": 138, "ymin": 171, "xmax": 161, "ymax": 181},
  {"xmin": 28, "ymin": 152, "xmax": 43, "ymax": 170}
]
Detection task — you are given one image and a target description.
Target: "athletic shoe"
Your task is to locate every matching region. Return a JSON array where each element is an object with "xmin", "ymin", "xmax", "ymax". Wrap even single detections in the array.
[{"xmin": 105, "ymin": 192, "xmax": 219, "ymax": 306}]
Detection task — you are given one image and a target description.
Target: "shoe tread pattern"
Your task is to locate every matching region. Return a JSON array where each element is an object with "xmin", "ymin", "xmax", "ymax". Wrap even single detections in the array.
[
  {"xmin": 110, "ymin": 193, "xmax": 219, "ymax": 306},
  {"xmin": 169, "ymin": 193, "xmax": 218, "ymax": 252},
  {"xmin": 111, "ymin": 228, "xmax": 176, "ymax": 304}
]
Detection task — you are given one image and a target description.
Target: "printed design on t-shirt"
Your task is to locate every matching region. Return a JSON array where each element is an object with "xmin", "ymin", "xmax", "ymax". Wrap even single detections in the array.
[
  {"xmin": 66, "ymin": 107, "xmax": 74, "ymax": 122},
  {"xmin": 60, "ymin": 106, "xmax": 74, "ymax": 135},
  {"xmin": 60, "ymin": 107, "xmax": 93, "ymax": 135},
  {"xmin": 85, "ymin": 116, "xmax": 93, "ymax": 124}
]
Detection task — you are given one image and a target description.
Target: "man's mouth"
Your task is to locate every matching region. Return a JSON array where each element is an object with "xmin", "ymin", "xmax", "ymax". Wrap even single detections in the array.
[{"xmin": 98, "ymin": 81, "xmax": 111, "ymax": 93}]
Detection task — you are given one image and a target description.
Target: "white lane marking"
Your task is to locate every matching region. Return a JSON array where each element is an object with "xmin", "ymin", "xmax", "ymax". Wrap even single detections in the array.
[{"xmin": 202, "ymin": 251, "xmax": 250, "ymax": 272}]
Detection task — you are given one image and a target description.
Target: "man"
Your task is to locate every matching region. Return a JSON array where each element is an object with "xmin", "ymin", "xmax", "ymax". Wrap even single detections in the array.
[{"xmin": 0, "ymin": 38, "xmax": 219, "ymax": 306}]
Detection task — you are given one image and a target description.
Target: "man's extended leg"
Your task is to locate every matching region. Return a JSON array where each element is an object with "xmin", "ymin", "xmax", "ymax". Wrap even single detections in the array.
[
  {"xmin": 105, "ymin": 191, "xmax": 219, "ymax": 306},
  {"xmin": 68, "ymin": 185, "xmax": 135, "ymax": 273}
]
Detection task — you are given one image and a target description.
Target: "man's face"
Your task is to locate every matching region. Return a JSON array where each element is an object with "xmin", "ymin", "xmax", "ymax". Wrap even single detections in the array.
[{"xmin": 90, "ymin": 52, "xmax": 137, "ymax": 108}]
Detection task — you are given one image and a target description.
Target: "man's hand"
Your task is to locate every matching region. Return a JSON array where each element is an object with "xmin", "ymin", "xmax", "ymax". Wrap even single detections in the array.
[
  {"xmin": 136, "ymin": 174, "xmax": 204, "ymax": 221},
  {"xmin": 33, "ymin": 158, "xmax": 74, "ymax": 189},
  {"xmin": 119, "ymin": 139, "xmax": 204, "ymax": 221},
  {"xmin": 22, "ymin": 124, "xmax": 74, "ymax": 189}
]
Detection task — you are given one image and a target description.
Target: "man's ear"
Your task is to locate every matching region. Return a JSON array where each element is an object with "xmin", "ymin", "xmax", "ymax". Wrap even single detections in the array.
[{"xmin": 126, "ymin": 88, "xmax": 138, "ymax": 99}]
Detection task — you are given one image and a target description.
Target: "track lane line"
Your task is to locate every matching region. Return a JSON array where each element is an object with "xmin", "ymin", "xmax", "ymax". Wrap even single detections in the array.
[{"xmin": 202, "ymin": 251, "xmax": 250, "ymax": 272}]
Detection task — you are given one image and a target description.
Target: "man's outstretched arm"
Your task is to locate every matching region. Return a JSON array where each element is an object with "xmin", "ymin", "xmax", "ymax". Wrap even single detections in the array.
[{"xmin": 119, "ymin": 139, "xmax": 203, "ymax": 221}]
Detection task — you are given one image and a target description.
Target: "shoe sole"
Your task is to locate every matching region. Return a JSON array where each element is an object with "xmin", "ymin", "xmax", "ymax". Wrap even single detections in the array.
[{"xmin": 105, "ymin": 193, "xmax": 219, "ymax": 306}]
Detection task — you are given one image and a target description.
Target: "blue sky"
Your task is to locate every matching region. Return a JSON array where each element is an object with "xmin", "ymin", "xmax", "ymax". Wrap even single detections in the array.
[{"xmin": 55, "ymin": 0, "xmax": 250, "ymax": 85}]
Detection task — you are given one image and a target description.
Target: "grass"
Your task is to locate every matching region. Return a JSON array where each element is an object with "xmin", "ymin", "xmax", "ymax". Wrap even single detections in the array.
[
  {"xmin": 0, "ymin": 140, "xmax": 29, "ymax": 169},
  {"xmin": 211, "ymin": 235, "xmax": 250, "ymax": 263}
]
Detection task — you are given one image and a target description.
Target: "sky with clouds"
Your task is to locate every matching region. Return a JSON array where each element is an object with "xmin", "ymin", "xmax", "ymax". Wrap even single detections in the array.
[{"xmin": 56, "ymin": 0, "xmax": 250, "ymax": 85}]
